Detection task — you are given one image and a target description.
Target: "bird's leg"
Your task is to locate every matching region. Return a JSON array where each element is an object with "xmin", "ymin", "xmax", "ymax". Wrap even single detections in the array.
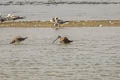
[
  {"xmin": 54, "ymin": 23, "xmax": 57, "ymax": 27},
  {"xmin": 58, "ymin": 23, "xmax": 60, "ymax": 28}
]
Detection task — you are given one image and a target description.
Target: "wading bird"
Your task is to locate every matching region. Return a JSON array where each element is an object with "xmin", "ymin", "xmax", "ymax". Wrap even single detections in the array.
[
  {"xmin": 10, "ymin": 36, "xmax": 28, "ymax": 44},
  {"xmin": 53, "ymin": 35, "xmax": 73, "ymax": 44}
]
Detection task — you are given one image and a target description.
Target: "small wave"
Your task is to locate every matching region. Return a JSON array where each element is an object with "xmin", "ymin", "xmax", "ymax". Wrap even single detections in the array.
[{"xmin": 0, "ymin": 1, "xmax": 120, "ymax": 6}]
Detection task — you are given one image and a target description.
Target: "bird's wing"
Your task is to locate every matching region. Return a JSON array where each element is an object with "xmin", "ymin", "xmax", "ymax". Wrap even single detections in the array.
[{"xmin": 64, "ymin": 37, "xmax": 69, "ymax": 40}]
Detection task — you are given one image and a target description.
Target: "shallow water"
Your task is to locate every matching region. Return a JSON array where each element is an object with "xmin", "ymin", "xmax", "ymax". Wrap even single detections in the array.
[
  {"xmin": 0, "ymin": 27, "xmax": 120, "ymax": 80},
  {"xmin": 0, "ymin": 0, "xmax": 120, "ymax": 21}
]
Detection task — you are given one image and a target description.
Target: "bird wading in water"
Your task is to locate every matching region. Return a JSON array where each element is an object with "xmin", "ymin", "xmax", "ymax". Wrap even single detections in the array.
[
  {"xmin": 10, "ymin": 36, "xmax": 28, "ymax": 44},
  {"xmin": 53, "ymin": 35, "xmax": 73, "ymax": 44}
]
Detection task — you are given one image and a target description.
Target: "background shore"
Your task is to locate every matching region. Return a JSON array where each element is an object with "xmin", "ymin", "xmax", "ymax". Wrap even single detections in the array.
[{"xmin": 0, "ymin": 20, "xmax": 120, "ymax": 28}]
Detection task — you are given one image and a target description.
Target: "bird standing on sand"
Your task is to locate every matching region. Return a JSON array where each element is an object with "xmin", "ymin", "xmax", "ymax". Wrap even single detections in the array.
[
  {"xmin": 50, "ymin": 17, "xmax": 57, "ymax": 27},
  {"xmin": 0, "ymin": 13, "xmax": 7, "ymax": 22},
  {"xmin": 10, "ymin": 36, "xmax": 28, "ymax": 44},
  {"xmin": 53, "ymin": 35, "xmax": 73, "ymax": 44},
  {"xmin": 0, "ymin": 17, "xmax": 6, "ymax": 22},
  {"xmin": 54, "ymin": 17, "xmax": 69, "ymax": 27},
  {"xmin": 50, "ymin": 17, "xmax": 55, "ymax": 23},
  {"xmin": 7, "ymin": 14, "xmax": 25, "ymax": 21},
  {"xmin": 50, "ymin": 17, "xmax": 69, "ymax": 27}
]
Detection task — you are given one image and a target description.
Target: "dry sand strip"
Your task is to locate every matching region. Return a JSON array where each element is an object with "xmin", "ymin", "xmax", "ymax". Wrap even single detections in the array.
[{"xmin": 0, "ymin": 20, "xmax": 120, "ymax": 28}]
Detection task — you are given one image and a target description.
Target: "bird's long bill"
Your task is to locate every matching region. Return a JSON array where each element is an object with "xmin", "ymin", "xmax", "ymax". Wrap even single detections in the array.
[{"xmin": 52, "ymin": 38, "xmax": 58, "ymax": 43}]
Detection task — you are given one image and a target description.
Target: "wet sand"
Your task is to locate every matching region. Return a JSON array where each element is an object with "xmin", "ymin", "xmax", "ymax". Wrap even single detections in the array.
[{"xmin": 0, "ymin": 20, "xmax": 120, "ymax": 27}]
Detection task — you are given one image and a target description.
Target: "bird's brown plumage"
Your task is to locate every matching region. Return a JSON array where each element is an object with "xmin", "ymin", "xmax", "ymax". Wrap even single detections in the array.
[
  {"xmin": 53, "ymin": 36, "xmax": 73, "ymax": 44},
  {"xmin": 10, "ymin": 36, "xmax": 28, "ymax": 44}
]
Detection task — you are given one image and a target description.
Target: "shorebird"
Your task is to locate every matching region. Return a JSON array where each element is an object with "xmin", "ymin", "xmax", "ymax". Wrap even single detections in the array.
[
  {"xmin": 50, "ymin": 17, "xmax": 69, "ymax": 27},
  {"xmin": 7, "ymin": 14, "xmax": 25, "ymax": 20},
  {"xmin": 54, "ymin": 17, "xmax": 69, "ymax": 27},
  {"xmin": 50, "ymin": 17, "xmax": 57, "ymax": 27},
  {"xmin": 0, "ymin": 17, "xmax": 6, "ymax": 22},
  {"xmin": 53, "ymin": 35, "xmax": 73, "ymax": 44},
  {"xmin": 10, "ymin": 36, "xmax": 28, "ymax": 44},
  {"xmin": 0, "ymin": 13, "xmax": 7, "ymax": 22},
  {"xmin": 50, "ymin": 17, "xmax": 56, "ymax": 23}
]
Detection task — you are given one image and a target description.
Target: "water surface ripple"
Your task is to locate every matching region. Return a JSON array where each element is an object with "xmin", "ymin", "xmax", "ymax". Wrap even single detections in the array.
[
  {"xmin": 1, "ymin": 0, "xmax": 120, "ymax": 21},
  {"xmin": 0, "ymin": 1, "xmax": 120, "ymax": 5},
  {"xmin": 0, "ymin": 27, "xmax": 120, "ymax": 80}
]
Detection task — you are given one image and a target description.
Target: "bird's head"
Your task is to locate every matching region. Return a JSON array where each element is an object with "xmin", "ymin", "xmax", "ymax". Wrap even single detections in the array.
[
  {"xmin": 55, "ymin": 17, "xmax": 59, "ymax": 20},
  {"xmin": 57, "ymin": 35, "xmax": 61, "ymax": 39},
  {"xmin": 7, "ymin": 14, "xmax": 11, "ymax": 17},
  {"xmin": 52, "ymin": 35, "xmax": 61, "ymax": 43}
]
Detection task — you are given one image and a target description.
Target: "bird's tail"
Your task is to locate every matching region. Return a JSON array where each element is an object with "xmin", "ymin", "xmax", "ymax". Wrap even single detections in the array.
[
  {"xmin": 65, "ymin": 21, "xmax": 69, "ymax": 22},
  {"xmin": 70, "ymin": 40, "xmax": 73, "ymax": 42},
  {"xmin": 61, "ymin": 21, "xmax": 69, "ymax": 24}
]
